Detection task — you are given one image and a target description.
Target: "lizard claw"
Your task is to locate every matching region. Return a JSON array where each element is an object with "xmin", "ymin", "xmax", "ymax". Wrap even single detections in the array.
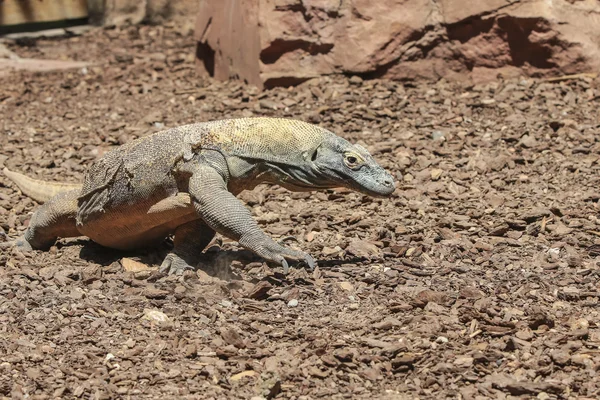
[
  {"xmin": 280, "ymin": 258, "xmax": 289, "ymax": 274},
  {"xmin": 276, "ymin": 252, "xmax": 315, "ymax": 274},
  {"xmin": 278, "ymin": 235, "xmax": 299, "ymax": 245}
]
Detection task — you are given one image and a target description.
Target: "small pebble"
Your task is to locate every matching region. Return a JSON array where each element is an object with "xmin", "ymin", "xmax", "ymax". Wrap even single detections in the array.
[
  {"xmin": 220, "ymin": 300, "xmax": 233, "ymax": 308},
  {"xmin": 432, "ymin": 130, "xmax": 445, "ymax": 141},
  {"xmin": 287, "ymin": 299, "xmax": 299, "ymax": 307}
]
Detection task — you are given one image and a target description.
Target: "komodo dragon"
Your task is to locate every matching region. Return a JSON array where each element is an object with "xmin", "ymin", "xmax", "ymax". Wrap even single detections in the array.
[{"xmin": 1, "ymin": 117, "xmax": 395, "ymax": 274}]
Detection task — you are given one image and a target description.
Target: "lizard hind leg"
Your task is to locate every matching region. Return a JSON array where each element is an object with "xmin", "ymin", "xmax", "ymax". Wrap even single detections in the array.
[
  {"xmin": 21, "ymin": 189, "xmax": 81, "ymax": 250},
  {"xmin": 159, "ymin": 219, "xmax": 216, "ymax": 275}
]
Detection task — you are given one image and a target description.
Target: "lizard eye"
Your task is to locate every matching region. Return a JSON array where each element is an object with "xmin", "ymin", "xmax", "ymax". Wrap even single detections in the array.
[{"xmin": 343, "ymin": 152, "xmax": 363, "ymax": 169}]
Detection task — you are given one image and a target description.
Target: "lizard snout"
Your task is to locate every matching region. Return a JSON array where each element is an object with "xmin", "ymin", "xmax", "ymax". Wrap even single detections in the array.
[
  {"xmin": 367, "ymin": 170, "xmax": 396, "ymax": 197},
  {"xmin": 379, "ymin": 176, "xmax": 394, "ymax": 187}
]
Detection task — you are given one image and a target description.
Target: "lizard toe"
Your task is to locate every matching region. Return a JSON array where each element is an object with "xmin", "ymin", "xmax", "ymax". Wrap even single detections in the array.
[
  {"xmin": 262, "ymin": 253, "xmax": 290, "ymax": 274},
  {"xmin": 303, "ymin": 253, "xmax": 316, "ymax": 271},
  {"xmin": 289, "ymin": 251, "xmax": 316, "ymax": 271}
]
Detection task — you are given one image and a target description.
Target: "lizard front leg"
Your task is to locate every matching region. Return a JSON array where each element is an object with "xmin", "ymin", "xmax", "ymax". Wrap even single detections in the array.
[{"xmin": 189, "ymin": 165, "xmax": 315, "ymax": 273}]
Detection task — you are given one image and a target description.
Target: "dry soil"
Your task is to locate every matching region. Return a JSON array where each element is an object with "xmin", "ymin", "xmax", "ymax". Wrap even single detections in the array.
[{"xmin": 1, "ymin": 24, "xmax": 600, "ymax": 400}]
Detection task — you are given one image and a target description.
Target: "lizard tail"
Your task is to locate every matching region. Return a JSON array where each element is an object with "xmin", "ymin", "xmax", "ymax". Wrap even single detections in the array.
[{"xmin": 3, "ymin": 168, "xmax": 82, "ymax": 204}]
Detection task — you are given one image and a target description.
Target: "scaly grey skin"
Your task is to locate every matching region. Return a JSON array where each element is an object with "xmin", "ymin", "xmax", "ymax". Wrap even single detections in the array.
[{"xmin": 2, "ymin": 117, "xmax": 395, "ymax": 274}]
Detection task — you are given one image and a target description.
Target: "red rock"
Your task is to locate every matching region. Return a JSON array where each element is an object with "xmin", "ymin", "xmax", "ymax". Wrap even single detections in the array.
[{"xmin": 195, "ymin": 0, "xmax": 600, "ymax": 88}]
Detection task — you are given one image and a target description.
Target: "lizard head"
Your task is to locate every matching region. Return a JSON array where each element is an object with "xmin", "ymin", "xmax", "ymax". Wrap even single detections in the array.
[
  {"xmin": 226, "ymin": 119, "xmax": 396, "ymax": 197},
  {"xmin": 309, "ymin": 134, "xmax": 396, "ymax": 197},
  {"xmin": 274, "ymin": 132, "xmax": 396, "ymax": 197}
]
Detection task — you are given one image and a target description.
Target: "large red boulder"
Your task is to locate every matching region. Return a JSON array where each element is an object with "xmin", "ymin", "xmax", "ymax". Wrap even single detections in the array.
[{"xmin": 195, "ymin": 0, "xmax": 600, "ymax": 88}]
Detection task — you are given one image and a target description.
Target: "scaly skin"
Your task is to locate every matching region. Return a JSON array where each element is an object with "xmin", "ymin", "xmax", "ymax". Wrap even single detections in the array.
[{"xmin": 2, "ymin": 117, "xmax": 396, "ymax": 274}]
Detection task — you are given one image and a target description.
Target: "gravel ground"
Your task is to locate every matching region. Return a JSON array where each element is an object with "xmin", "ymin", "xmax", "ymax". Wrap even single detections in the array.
[{"xmin": 1, "ymin": 24, "xmax": 600, "ymax": 400}]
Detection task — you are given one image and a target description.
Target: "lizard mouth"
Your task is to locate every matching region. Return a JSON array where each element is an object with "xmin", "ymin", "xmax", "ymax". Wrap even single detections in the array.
[
  {"xmin": 266, "ymin": 162, "xmax": 337, "ymax": 191},
  {"xmin": 279, "ymin": 180, "xmax": 336, "ymax": 192}
]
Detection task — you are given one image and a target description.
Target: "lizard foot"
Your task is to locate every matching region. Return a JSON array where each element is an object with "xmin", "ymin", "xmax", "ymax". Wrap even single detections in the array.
[
  {"xmin": 0, "ymin": 237, "xmax": 33, "ymax": 252},
  {"xmin": 277, "ymin": 251, "xmax": 316, "ymax": 274},
  {"xmin": 240, "ymin": 233, "xmax": 316, "ymax": 274},
  {"xmin": 258, "ymin": 242, "xmax": 316, "ymax": 274},
  {"xmin": 159, "ymin": 253, "xmax": 196, "ymax": 275}
]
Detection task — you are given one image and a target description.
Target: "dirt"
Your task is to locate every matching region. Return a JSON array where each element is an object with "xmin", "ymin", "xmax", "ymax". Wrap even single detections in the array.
[{"xmin": 1, "ymin": 24, "xmax": 600, "ymax": 400}]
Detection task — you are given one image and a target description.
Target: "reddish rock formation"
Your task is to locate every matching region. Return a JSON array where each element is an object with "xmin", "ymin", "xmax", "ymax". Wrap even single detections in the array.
[{"xmin": 195, "ymin": 0, "xmax": 600, "ymax": 88}]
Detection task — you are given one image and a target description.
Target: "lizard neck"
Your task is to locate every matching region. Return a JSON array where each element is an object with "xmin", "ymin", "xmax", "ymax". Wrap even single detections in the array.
[{"xmin": 225, "ymin": 156, "xmax": 277, "ymax": 196}]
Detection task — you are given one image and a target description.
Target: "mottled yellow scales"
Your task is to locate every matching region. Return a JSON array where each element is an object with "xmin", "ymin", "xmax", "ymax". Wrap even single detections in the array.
[
  {"xmin": 183, "ymin": 118, "xmax": 326, "ymax": 163},
  {"xmin": 2, "ymin": 117, "xmax": 395, "ymax": 275}
]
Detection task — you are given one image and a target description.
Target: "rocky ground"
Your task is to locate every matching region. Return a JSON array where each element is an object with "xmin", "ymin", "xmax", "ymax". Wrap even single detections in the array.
[{"xmin": 1, "ymin": 24, "xmax": 600, "ymax": 400}]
